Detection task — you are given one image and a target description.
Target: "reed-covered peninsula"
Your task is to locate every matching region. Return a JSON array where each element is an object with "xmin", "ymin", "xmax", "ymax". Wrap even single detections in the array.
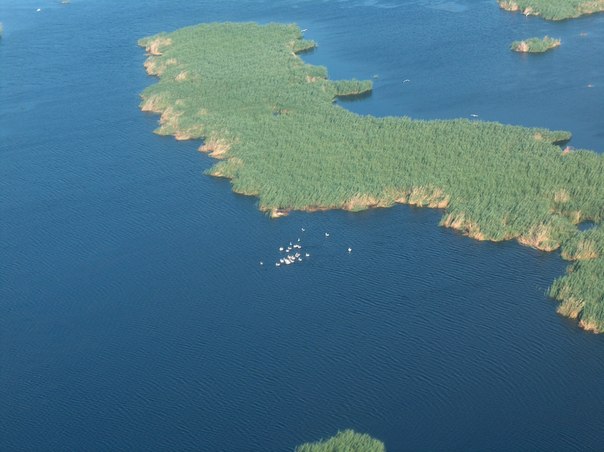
[
  {"xmin": 139, "ymin": 23, "xmax": 604, "ymax": 333},
  {"xmin": 498, "ymin": 0, "xmax": 604, "ymax": 20},
  {"xmin": 511, "ymin": 36, "xmax": 561, "ymax": 53}
]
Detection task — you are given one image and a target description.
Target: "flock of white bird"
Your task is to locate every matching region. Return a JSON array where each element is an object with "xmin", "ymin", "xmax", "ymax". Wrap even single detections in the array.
[
  {"xmin": 259, "ymin": 228, "xmax": 352, "ymax": 268},
  {"xmin": 274, "ymin": 238, "xmax": 305, "ymax": 267}
]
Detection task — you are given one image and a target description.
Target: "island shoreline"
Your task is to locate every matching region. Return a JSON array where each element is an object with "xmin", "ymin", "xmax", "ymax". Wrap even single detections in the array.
[{"xmin": 138, "ymin": 23, "xmax": 604, "ymax": 334}]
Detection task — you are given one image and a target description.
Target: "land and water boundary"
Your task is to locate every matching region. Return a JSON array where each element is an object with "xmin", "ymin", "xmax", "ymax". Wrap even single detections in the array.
[{"xmin": 138, "ymin": 23, "xmax": 604, "ymax": 334}]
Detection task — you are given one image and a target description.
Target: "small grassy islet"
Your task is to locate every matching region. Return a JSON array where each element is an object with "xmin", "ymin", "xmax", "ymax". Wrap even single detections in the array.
[
  {"xmin": 511, "ymin": 36, "xmax": 561, "ymax": 53},
  {"xmin": 139, "ymin": 22, "xmax": 604, "ymax": 333},
  {"xmin": 295, "ymin": 430, "xmax": 386, "ymax": 452}
]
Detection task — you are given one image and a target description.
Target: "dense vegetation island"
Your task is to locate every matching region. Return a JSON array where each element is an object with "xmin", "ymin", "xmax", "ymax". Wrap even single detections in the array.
[
  {"xmin": 498, "ymin": 0, "xmax": 604, "ymax": 20},
  {"xmin": 511, "ymin": 36, "xmax": 561, "ymax": 53},
  {"xmin": 295, "ymin": 430, "xmax": 386, "ymax": 452},
  {"xmin": 139, "ymin": 23, "xmax": 604, "ymax": 333}
]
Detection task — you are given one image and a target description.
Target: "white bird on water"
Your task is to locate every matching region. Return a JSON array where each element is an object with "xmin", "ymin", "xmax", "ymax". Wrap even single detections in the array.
[
  {"xmin": 403, "ymin": 79, "xmax": 411, "ymax": 83},
  {"xmin": 325, "ymin": 232, "xmax": 330, "ymax": 237},
  {"xmin": 470, "ymin": 114, "xmax": 479, "ymax": 118},
  {"xmin": 301, "ymin": 228, "xmax": 305, "ymax": 232},
  {"xmin": 348, "ymin": 247, "xmax": 352, "ymax": 253},
  {"xmin": 260, "ymin": 261, "xmax": 263, "ymax": 266},
  {"xmin": 36, "ymin": 8, "xmax": 41, "ymax": 12},
  {"xmin": 301, "ymin": 28, "xmax": 308, "ymax": 32},
  {"xmin": 305, "ymin": 253, "xmax": 310, "ymax": 257}
]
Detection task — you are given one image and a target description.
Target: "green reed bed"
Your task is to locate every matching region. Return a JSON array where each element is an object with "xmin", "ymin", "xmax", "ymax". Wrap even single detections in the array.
[
  {"xmin": 498, "ymin": 0, "xmax": 604, "ymax": 20},
  {"xmin": 511, "ymin": 36, "xmax": 561, "ymax": 53},
  {"xmin": 139, "ymin": 22, "xmax": 604, "ymax": 333},
  {"xmin": 295, "ymin": 430, "xmax": 386, "ymax": 452}
]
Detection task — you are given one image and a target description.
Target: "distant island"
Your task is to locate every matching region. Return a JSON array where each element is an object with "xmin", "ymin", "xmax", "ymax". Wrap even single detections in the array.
[
  {"xmin": 138, "ymin": 23, "xmax": 604, "ymax": 334},
  {"xmin": 511, "ymin": 36, "xmax": 561, "ymax": 53},
  {"xmin": 296, "ymin": 430, "xmax": 385, "ymax": 452},
  {"xmin": 498, "ymin": 0, "xmax": 604, "ymax": 20}
]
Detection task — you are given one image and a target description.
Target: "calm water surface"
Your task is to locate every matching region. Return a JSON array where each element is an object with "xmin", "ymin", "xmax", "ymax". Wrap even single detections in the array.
[{"xmin": 1, "ymin": 1, "xmax": 603, "ymax": 450}]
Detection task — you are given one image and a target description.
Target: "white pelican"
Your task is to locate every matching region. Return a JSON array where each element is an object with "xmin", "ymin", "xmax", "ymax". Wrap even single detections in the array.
[
  {"xmin": 348, "ymin": 247, "xmax": 352, "ymax": 253},
  {"xmin": 325, "ymin": 232, "xmax": 330, "ymax": 237}
]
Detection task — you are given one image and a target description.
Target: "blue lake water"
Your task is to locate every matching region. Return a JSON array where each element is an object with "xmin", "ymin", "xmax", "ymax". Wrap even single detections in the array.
[{"xmin": 1, "ymin": 0, "xmax": 603, "ymax": 450}]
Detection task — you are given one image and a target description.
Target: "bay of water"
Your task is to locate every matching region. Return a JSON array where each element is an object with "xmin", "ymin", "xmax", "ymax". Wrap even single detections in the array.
[{"xmin": 1, "ymin": 0, "xmax": 603, "ymax": 450}]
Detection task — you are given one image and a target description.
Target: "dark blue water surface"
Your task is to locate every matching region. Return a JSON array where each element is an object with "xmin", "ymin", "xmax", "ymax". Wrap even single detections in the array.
[{"xmin": 1, "ymin": 1, "xmax": 604, "ymax": 450}]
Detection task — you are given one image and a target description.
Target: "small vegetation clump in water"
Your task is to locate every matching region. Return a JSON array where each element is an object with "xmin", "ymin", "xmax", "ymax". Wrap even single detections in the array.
[
  {"xmin": 295, "ymin": 430, "xmax": 386, "ymax": 452},
  {"xmin": 511, "ymin": 36, "xmax": 561, "ymax": 53},
  {"xmin": 498, "ymin": 0, "xmax": 604, "ymax": 20},
  {"xmin": 139, "ymin": 23, "xmax": 604, "ymax": 333}
]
